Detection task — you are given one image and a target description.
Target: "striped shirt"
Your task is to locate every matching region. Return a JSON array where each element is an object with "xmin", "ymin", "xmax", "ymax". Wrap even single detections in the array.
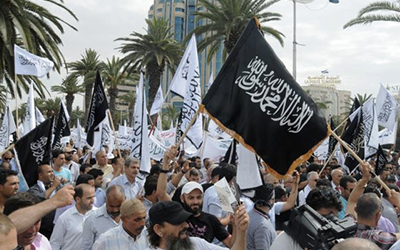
[{"xmin": 354, "ymin": 222, "xmax": 397, "ymax": 250}]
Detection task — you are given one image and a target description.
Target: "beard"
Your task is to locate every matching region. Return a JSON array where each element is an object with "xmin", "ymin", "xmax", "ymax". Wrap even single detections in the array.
[
  {"xmin": 182, "ymin": 201, "xmax": 201, "ymax": 215},
  {"xmin": 107, "ymin": 210, "xmax": 120, "ymax": 218},
  {"xmin": 165, "ymin": 229, "xmax": 193, "ymax": 250}
]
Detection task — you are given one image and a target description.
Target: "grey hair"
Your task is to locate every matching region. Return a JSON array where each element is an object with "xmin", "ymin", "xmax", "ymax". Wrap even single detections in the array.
[
  {"xmin": 125, "ymin": 156, "xmax": 140, "ymax": 168},
  {"xmin": 307, "ymin": 171, "xmax": 318, "ymax": 180}
]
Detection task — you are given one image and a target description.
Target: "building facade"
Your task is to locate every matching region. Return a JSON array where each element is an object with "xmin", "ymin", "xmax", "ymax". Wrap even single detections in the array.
[
  {"xmin": 148, "ymin": 0, "xmax": 223, "ymax": 107},
  {"xmin": 302, "ymin": 75, "xmax": 351, "ymax": 119}
]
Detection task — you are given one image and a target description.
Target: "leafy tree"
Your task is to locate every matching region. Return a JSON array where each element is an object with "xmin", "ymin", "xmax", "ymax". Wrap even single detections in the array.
[
  {"xmin": 51, "ymin": 77, "xmax": 84, "ymax": 115},
  {"xmin": 100, "ymin": 56, "xmax": 136, "ymax": 127},
  {"xmin": 0, "ymin": 0, "xmax": 78, "ymax": 98},
  {"xmin": 67, "ymin": 49, "xmax": 102, "ymax": 123},
  {"xmin": 70, "ymin": 106, "xmax": 85, "ymax": 128},
  {"xmin": 344, "ymin": 1, "xmax": 400, "ymax": 28},
  {"xmin": 116, "ymin": 17, "xmax": 182, "ymax": 107},
  {"xmin": 187, "ymin": 0, "xmax": 284, "ymax": 61},
  {"xmin": 118, "ymin": 91, "xmax": 136, "ymax": 126},
  {"xmin": 162, "ymin": 104, "xmax": 180, "ymax": 130},
  {"xmin": 36, "ymin": 97, "xmax": 61, "ymax": 118}
]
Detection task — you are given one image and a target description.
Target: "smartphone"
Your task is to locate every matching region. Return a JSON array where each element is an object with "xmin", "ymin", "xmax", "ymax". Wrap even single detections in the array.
[{"xmin": 189, "ymin": 162, "xmax": 197, "ymax": 168}]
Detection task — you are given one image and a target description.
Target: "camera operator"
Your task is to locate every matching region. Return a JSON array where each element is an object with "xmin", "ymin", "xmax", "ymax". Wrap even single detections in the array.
[{"xmin": 270, "ymin": 185, "xmax": 343, "ymax": 250}]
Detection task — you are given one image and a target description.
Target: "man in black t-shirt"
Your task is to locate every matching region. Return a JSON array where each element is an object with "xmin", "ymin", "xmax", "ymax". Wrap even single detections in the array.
[{"xmin": 180, "ymin": 181, "xmax": 234, "ymax": 247}]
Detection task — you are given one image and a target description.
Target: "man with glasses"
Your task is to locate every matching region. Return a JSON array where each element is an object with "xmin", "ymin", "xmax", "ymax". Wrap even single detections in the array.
[
  {"xmin": 2, "ymin": 151, "xmax": 13, "ymax": 163},
  {"xmin": 338, "ymin": 175, "xmax": 357, "ymax": 219},
  {"xmin": 63, "ymin": 147, "xmax": 79, "ymax": 185}
]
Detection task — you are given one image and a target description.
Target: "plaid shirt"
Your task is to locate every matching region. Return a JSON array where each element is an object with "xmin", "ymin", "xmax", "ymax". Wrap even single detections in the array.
[{"xmin": 354, "ymin": 223, "xmax": 397, "ymax": 250}]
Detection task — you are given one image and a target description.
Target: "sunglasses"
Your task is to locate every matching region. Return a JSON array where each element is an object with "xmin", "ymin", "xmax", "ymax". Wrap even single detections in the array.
[
  {"xmin": 3, "ymin": 157, "xmax": 12, "ymax": 161},
  {"xmin": 13, "ymin": 246, "xmax": 24, "ymax": 250}
]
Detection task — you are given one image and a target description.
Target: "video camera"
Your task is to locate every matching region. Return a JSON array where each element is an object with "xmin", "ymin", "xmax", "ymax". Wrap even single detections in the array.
[{"xmin": 283, "ymin": 204, "xmax": 357, "ymax": 250}]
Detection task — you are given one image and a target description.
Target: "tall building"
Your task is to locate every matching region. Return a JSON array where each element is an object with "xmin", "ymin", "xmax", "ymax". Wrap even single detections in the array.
[
  {"xmin": 302, "ymin": 75, "xmax": 351, "ymax": 119},
  {"xmin": 148, "ymin": 0, "xmax": 224, "ymax": 107}
]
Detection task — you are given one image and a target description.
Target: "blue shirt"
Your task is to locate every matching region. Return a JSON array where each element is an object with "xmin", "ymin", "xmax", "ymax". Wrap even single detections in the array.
[{"xmin": 338, "ymin": 196, "xmax": 348, "ymax": 219}]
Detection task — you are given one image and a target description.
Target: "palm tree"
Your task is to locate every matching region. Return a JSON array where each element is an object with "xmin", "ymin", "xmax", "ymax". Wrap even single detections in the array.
[
  {"xmin": 51, "ymin": 77, "xmax": 85, "ymax": 115},
  {"xmin": 100, "ymin": 56, "xmax": 136, "ymax": 127},
  {"xmin": 186, "ymin": 0, "xmax": 284, "ymax": 62},
  {"xmin": 0, "ymin": 0, "xmax": 78, "ymax": 98},
  {"xmin": 344, "ymin": 1, "xmax": 400, "ymax": 28},
  {"xmin": 116, "ymin": 17, "xmax": 182, "ymax": 107},
  {"xmin": 12, "ymin": 103, "xmax": 27, "ymax": 124},
  {"xmin": 162, "ymin": 104, "xmax": 180, "ymax": 129},
  {"xmin": 118, "ymin": 91, "xmax": 136, "ymax": 126},
  {"xmin": 36, "ymin": 97, "xmax": 61, "ymax": 118},
  {"xmin": 351, "ymin": 93, "xmax": 372, "ymax": 106},
  {"xmin": 67, "ymin": 49, "xmax": 102, "ymax": 123},
  {"xmin": 70, "ymin": 106, "xmax": 85, "ymax": 128}
]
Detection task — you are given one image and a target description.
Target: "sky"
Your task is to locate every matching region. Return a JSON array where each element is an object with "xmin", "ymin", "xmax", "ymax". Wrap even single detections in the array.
[{"xmin": 31, "ymin": 0, "xmax": 400, "ymax": 109}]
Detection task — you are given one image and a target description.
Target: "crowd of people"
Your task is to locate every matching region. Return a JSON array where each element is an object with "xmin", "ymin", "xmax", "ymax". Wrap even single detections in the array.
[{"xmin": 2, "ymin": 141, "xmax": 400, "ymax": 250}]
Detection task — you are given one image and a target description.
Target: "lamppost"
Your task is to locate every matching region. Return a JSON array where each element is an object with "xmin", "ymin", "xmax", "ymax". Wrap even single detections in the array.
[{"xmin": 292, "ymin": 0, "xmax": 339, "ymax": 81}]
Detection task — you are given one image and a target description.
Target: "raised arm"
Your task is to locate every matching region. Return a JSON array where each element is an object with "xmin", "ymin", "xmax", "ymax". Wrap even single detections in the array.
[{"xmin": 346, "ymin": 163, "xmax": 371, "ymax": 219}]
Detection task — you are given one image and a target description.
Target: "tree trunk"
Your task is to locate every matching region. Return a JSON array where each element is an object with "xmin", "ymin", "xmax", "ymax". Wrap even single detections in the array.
[
  {"xmin": 147, "ymin": 60, "xmax": 163, "ymax": 109},
  {"xmin": 65, "ymin": 94, "xmax": 74, "ymax": 116},
  {"xmin": 84, "ymin": 81, "xmax": 93, "ymax": 127},
  {"xmin": 108, "ymin": 87, "xmax": 119, "ymax": 128}
]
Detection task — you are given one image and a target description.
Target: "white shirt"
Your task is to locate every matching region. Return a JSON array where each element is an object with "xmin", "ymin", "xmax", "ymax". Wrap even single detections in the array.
[
  {"xmin": 298, "ymin": 185, "xmax": 312, "ymax": 206},
  {"xmin": 270, "ymin": 231, "xmax": 302, "ymax": 250},
  {"xmin": 108, "ymin": 174, "xmax": 142, "ymax": 200},
  {"xmin": 81, "ymin": 204, "xmax": 121, "ymax": 250},
  {"xmin": 92, "ymin": 224, "xmax": 149, "ymax": 250},
  {"xmin": 64, "ymin": 161, "xmax": 80, "ymax": 184},
  {"xmin": 145, "ymin": 236, "xmax": 228, "ymax": 250},
  {"xmin": 50, "ymin": 205, "xmax": 94, "ymax": 250}
]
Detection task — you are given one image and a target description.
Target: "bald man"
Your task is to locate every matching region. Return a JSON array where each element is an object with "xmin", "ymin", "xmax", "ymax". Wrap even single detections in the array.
[
  {"xmin": 0, "ymin": 214, "xmax": 18, "ymax": 250},
  {"xmin": 331, "ymin": 168, "xmax": 343, "ymax": 193},
  {"xmin": 332, "ymin": 238, "xmax": 380, "ymax": 250}
]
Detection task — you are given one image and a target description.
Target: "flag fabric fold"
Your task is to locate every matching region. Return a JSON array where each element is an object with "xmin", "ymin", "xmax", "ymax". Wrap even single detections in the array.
[
  {"xmin": 52, "ymin": 101, "xmax": 71, "ymax": 150},
  {"xmin": 14, "ymin": 44, "xmax": 54, "ymax": 78},
  {"xmin": 342, "ymin": 110, "xmax": 365, "ymax": 172},
  {"xmin": 328, "ymin": 117, "xmax": 338, "ymax": 158},
  {"xmin": 130, "ymin": 72, "xmax": 151, "ymax": 173},
  {"xmin": 200, "ymin": 18, "xmax": 328, "ymax": 177},
  {"xmin": 150, "ymin": 85, "xmax": 164, "ymax": 116},
  {"xmin": 15, "ymin": 117, "xmax": 54, "ymax": 187},
  {"xmin": 0, "ymin": 106, "xmax": 17, "ymax": 152},
  {"xmin": 375, "ymin": 144, "xmax": 388, "ymax": 175},
  {"xmin": 376, "ymin": 84, "xmax": 398, "ymax": 131},
  {"xmin": 85, "ymin": 71, "xmax": 109, "ymax": 147},
  {"xmin": 21, "ymin": 82, "xmax": 36, "ymax": 137}
]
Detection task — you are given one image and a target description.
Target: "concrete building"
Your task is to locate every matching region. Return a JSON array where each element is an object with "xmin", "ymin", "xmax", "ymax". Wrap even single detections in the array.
[
  {"xmin": 148, "ymin": 0, "xmax": 224, "ymax": 107},
  {"xmin": 302, "ymin": 75, "xmax": 351, "ymax": 119}
]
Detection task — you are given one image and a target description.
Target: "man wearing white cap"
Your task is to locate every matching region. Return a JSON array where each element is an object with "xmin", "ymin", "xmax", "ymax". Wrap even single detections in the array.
[
  {"xmin": 92, "ymin": 198, "xmax": 149, "ymax": 250},
  {"xmin": 63, "ymin": 147, "xmax": 80, "ymax": 185},
  {"xmin": 180, "ymin": 181, "xmax": 235, "ymax": 247}
]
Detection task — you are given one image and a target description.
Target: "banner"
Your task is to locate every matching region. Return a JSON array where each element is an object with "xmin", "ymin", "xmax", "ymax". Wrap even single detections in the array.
[
  {"xmin": 85, "ymin": 71, "xmax": 109, "ymax": 147},
  {"xmin": 236, "ymin": 144, "xmax": 263, "ymax": 190},
  {"xmin": 200, "ymin": 18, "xmax": 328, "ymax": 176},
  {"xmin": 15, "ymin": 117, "xmax": 54, "ymax": 187},
  {"xmin": 130, "ymin": 72, "xmax": 151, "ymax": 173},
  {"xmin": 376, "ymin": 84, "xmax": 398, "ymax": 131},
  {"xmin": 343, "ymin": 110, "xmax": 365, "ymax": 171},
  {"xmin": 14, "ymin": 44, "xmax": 54, "ymax": 78},
  {"xmin": 378, "ymin": 122, "xmax": 398, "ymax": 145},
  {"xmin": 214, "ymin": 177, "xmax": 237, "ymax": 213}
]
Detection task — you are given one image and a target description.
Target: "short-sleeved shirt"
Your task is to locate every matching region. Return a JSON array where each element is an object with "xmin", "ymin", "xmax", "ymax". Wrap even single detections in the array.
[
  {"xmin": 247, "ymin": 207, "xmax": 277, "ymax": 250},
  {"xmin": 108, "ymin": 174, "xmax": 142, "ymax": 200},
  {"xmin": 93, "ymin": 225, "xmax": 149, "ymax": 250},
  {"xmin": 354, "ymin": 222, "xmax": 397, "ymax": 250},
  {"xmin": 187, "ymin": 212, "xmax": 230, "ymax": 243},
  {"xmin": 53, "ymin": 167, "xmax": 72, "ymax": 183}
]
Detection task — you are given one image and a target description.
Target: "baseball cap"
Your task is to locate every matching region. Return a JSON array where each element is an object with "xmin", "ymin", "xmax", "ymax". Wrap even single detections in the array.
[
  {"xmin": 149, "ymin": 201, "xmax": 192, "ymax": 226},
  {"xmin": 120, "ymin": 198, "xmax": 145, "ymax": 217},
  {"xmin": 181, "ymin": 181, "xmax": 203, "ymax": 195}
]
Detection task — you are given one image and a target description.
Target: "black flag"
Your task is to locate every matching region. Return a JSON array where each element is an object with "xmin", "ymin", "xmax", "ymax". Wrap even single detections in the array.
[
  {"xmin": 200, "ymin": 18, "xmax": 328, "ymax": 177},
  {"xmin": 327, "ymin": 117, "xmax": 338, "ymax": 158},
  {"xmin": 52, "ymin": 102, "xmax": 70, "ymax": 150},
  {"xmin": 15, "ymin": 117, "xmax": 54, "ymax": 187},
  {"xmin": 85, "ymin": 71, "xmax": 109, "ymax": 147},
  {"xmin": 221, "ymin": 139, "xmax": 238, "ymax": 165},
  {"xmin": 343, "ymin": 110, "xmax": 365, "ymax": 172},
  {"xmin": 342, "ymin": 97, "xmax": 360, "ymax": 135},
  {"xmin": 375, "ymin": 145, "xmax": 388, "ymax": 175},
  {"xmin": 175, "ymin": 108, "xmax": 184, "ymax": 146}
]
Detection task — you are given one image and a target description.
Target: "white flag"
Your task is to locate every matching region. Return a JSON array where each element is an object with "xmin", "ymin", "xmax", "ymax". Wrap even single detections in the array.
[
  {"xmin": 169, "ymin": 34, "xmax": 197, "ymax": 97},
  {"xmin": 21, "ymin": 82, "xmax": 36, "ymax": 137},
  {"xmin": 177, "ymin": 36, "xmax": 203, "ymax": 149},
  {"xmin": 130, "ymin": 72, "xmax": 151, "ymax": 173},
  {"xmin": 72, "ymin": 119, "xmax": 86, "ymax": 149},
  {"xmin": 14, "ymin": 45, "xmax": 54, "ymax": 78},
  {"xmin": 236, "ymin": 144, "xmax": 263, "ymax": 190},
  {"xmin": 208, "ymin": 119, "xmax": 231, "ymax": 140},
  {"xmin": 378, "ymin": 122, "xmax": 398, "ymax": 145},
  {"xmin": 214, "ymin": 177, "xmax": 237, "ymax": 213},
  {"xmin": 35, "ymin": 107, "xmax": 45, "ymax": 124},
  {"xmin": 376, "ymin": 84, "xmax": 398, "ymax": 131},
  {"xmin": 150, "ymin": 85, "xmax": 164, "ymax": 116},
  {"xmin": 205, "ymin": 71, "xmax": 214, "ymax": 92},
  {"xmin": 0, "ymin": 106, "xmax": 17, "ymax": 152}
]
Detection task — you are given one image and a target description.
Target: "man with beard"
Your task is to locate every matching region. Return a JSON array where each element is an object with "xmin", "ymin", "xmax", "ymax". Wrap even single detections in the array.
[
  {"xmin": 146, "ymin": 200, "xmax": 249, "ymax": 250},
  {"xmin": 81, "ymin": 185, "xmax": 125, "ymax": 250},
  {"xmin": 180, "ymin": 181, "xmax": 235, "ymax": 247},
  {"xmin": 63, "ymin": 147, "xmax": 80, "ymax": 185},
  {"xmin": 4, "ymin": 192, "xmax": 52, "ymax": 250},
  {"xmin": 92, "ymin": 198, "xmax": 149, "ymax": 250}
]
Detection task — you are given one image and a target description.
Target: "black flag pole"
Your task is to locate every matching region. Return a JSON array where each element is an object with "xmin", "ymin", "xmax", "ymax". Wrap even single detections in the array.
[{"xmin": 330, "ymin": 129, "xmax": 391, "ymax": 195}]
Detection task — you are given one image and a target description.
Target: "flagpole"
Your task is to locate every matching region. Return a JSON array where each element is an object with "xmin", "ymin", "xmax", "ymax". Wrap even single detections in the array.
[
  {"xmin": 14, "ymin": 76, "xmax": 19, "ymax": 139},
  {"xmin": 107, "ymin": 110, "xmax": 122, "ymax": 158},
  {"xmin": 330, "ymin": 130, "xmax": 391, "ymax": 195},
  {"xmin": 0, "ymin": 144, "xmax": 15, "ymax": 157},
  {"xmin": 148, "ymin": 114, "xmax": 158, "ymax": 137},
  {"xmin": 176, "ymin": 108, "xmax": 200, "ymax": 148}
]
